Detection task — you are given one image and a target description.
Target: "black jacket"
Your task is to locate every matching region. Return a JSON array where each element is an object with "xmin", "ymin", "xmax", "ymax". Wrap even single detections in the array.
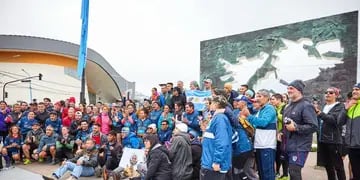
[
  {"xmin": 191, "ymin": 139, "xmax": 202, "ymax": 180},
  {"xmin": 283, "ymin": 98, "xmax": 318, "ymax": 152},
  {"xmin": 318, "ymin": 102, "xmax": 344, "ymax": 144},
  {"xmin": 145, "ymin": 144, "xmax": 172, "ymax": 180}
]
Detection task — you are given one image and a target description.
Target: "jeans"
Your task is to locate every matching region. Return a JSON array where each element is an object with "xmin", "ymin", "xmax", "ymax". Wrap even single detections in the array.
[
  {"xmin": 255, "ymin": 148, "xmax": 276, "ymax": 180},
  {"xmin": 54, "ymin": 161, "xmax": 95, "ymax": 179}
]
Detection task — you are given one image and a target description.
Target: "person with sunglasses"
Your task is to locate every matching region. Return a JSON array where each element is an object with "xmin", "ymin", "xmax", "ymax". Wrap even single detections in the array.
[{"xmin": 314, "ymin": 87, "xmax": 346, "ymax": 180}]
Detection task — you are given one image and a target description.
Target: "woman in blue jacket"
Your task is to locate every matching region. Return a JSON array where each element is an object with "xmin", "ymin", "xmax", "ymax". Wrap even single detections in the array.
[{"xmin": 201, "ymin": 95, "xmax": 233, "ymax": 180}]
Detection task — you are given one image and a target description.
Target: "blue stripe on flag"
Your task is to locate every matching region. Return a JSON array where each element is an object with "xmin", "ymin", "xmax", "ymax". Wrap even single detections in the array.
[
  {"xmin": 77, "ymin": 0, "xmax": 89, "ymax": 78},
  {"xmin": 185, "ymin": 90, "xmax": 212, "ymax": 111}
]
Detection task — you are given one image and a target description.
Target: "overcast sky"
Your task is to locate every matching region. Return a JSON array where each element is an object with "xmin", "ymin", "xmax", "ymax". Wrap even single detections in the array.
[{"xmin": 0, "ymin": 0, "xmax": 359, "ymax": 95}]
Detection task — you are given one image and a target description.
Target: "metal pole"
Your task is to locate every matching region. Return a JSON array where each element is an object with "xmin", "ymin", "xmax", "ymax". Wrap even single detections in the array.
[
  {"xmin": 80, "ymin": 68, "xmax": 86, "ymax": 104},
  {"xmin": 2, "ymin": 75, "xmax": 42, "ymax": 101},
  {"xmin": 22, "ymin": 69, "xmax": 32, "ymax": 102}
]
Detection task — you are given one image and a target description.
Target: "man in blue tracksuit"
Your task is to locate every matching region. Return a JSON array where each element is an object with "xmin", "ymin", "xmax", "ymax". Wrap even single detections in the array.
[
  {"xmin": 201, "ymin": 95, "xmax": 232, "ymax": 180},
  {"xmin": 281, "ymin": 80, "xmax": 318, "ymax": 180},
  {"xmin": 241, "ymin": 89, "xmax": 277, "ymax": 180}
]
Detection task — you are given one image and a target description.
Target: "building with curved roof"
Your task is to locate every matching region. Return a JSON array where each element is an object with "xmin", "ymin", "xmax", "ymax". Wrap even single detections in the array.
[{"xmin": 0, "ymin": 35, "xmax": 135, "ymax": 104}]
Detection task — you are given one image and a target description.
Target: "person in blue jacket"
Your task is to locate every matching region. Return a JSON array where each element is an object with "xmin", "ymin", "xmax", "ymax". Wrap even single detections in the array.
[
  {"xmin": 183, "ymin": 102, "xmax": 201, "ymax": 137},
  {"xmin": 241, "ymin": 89, "xmax": 277, "ymax": 180},
  {"xmin": 17, "ymin": 111, "xmax": 38, "ymax": 140},
  {"xmin": 158, "ymin": 120, "xmax": 172, "ymax": 144},
  {"xmin": 201, "ymin": 95, "xmax": 233, "ymax": 180},
  {"xmin": 149, "ymin": 102, "xmax": 162, "ymax": 124},
  {"xmin": 34, "ymin": 125, "xmax": 57, "ymax": 164},
  {"xmin": 2, "ymin": 125, "xmax": 22, "ymax": 168},
  {"xmin": 121, "ymin": 127, "xmax": 140, "ymax": 149},
  {"xmin": 45, "ymin": 111, "xmax": 62, "ymax": 135}
]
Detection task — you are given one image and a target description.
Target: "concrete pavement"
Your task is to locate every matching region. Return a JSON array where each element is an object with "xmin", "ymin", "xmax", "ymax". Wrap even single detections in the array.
[{"xmin": 0, "ymin": 152, "xmax": 351, "ymax": 180}]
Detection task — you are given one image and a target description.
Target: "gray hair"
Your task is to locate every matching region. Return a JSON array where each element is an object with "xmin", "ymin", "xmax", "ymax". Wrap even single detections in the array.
[{"xmin": 257, "ymin": 89, "xmax": 271, "ymax": 98}]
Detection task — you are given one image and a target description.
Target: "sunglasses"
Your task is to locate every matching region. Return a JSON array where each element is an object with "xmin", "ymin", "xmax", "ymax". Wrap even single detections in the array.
[{"xmin": 325, "ymin": 91, "xmax": 335, "ymax": 95}]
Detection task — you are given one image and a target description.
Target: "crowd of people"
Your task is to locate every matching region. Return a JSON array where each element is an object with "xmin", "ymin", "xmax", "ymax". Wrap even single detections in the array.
[{"xmin": 0, "ymin": 79, "xmax": 359, "ymax": 180}]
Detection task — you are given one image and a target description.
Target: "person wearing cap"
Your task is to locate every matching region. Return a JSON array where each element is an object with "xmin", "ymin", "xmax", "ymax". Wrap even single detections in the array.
[
  {"xmin": 45, "ymin": 111, "xmax": 62, "ymax": 135},
  {"xmin": 22, "ymin": 121, "xmax": 44, "ymax": 165},
  {"xmin": 201, "ymin": 95, "xmax": 233, "ymax": 179},
  {"xmin": 170, "ymin": 123, "xmax": 193, "ymax": 180},
  {"xmin": 280, "ymin": 80, "xmax": 318, "ymax": 179},
  {"xmin": 203, "ymin": 79, "xmax": 213, "ymax": 91},
  {"xmin": 339, "ymin": 83, "xmax": 360, "ymax": 179},
  {"xmin": 240, "ymin": 89, "xmax": 277, "ymax": 180},
  {"xmin": 146, "ymin": 123, "xmax": 157, "ymax": 135},
  {"xmin": 121, "ymin": 127, "xmax": 140, "ymax": 149},
  {"xmin": 314, "ymin": 87, "xmax": 346, "ymax": 180},
  {"xmin": 69, "ymin": 110, "xmax": 83, "ymax": 136},
  {"xmin": 158, "ymin": 120, "xmax": 172, "ymax": 144},
  {"xmin": 34, "ymin": 125, "xmax": 57, "ymax": 164},
  {"xmin": 144, "ymin": 133, "xmax": 172, "ymax": 180}
]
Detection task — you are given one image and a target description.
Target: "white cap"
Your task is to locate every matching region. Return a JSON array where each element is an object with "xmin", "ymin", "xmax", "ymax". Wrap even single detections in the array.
[{"xmin": 175, "ymin": 123, "xmax": 188, "ymax": 133}]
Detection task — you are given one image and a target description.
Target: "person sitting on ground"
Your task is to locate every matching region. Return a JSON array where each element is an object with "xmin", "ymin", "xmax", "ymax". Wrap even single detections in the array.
[
  {"xmin": 2, "ymin": 125, "xmax": 22, "ymax": 168},
  {"xmin": 146, "ymin": 124, "xmax": 157, "ymax": 135},
  {"xmin": 121, "ymin": 127, "xmax": 141, "ymax": 149},
  {"xmin": 56, "ymin": 126, "xmax": 75, "ymax": 162},
  {"xmin": 144, "ymin": 133, "xmax": 172, "ymax": 180},
  {"xmin": 97, "ymin": 130, "xmax": 123, "ymax": 179},
  {"xmin": 42, "ymin": 139, "xmax": 98, "ymax": 180},
  {"xmin": 158, "ymin": 120, "xmax": 172, "ymax": 144},
  {"xmin": 22, "ymin": 122, "xmax": 44, "ymax": 165},
  {"xmin": 33, "ymin": 125, "xmax": 58, "ymax": 164},
  {"xmin": 45, "ymin": 111, "xmax": 62, "ymax": 135}
]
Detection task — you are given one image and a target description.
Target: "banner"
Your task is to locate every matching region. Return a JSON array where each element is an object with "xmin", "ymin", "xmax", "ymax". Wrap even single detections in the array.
[
  {"xmin": 185, "ymin": 90, "xmax": 212, "ymax": 111},
  {"xmin": 77, "ymin": 0, "xmax": 89, "ymax": 78},
  {"xmin": 119, "ymin": 147, "xmax": 146, "ymax": 169}
]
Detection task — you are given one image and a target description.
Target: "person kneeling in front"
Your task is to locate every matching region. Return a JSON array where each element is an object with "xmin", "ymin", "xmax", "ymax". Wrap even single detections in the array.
[{"xmin": 42, "ymin": 139, "xmax": 98, "ymax": 180}]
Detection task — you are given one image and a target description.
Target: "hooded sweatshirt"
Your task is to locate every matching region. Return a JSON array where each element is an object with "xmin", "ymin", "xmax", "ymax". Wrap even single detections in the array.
[{"xmin": 170, "ymin": 132, "xmax": 193, "ymax": 180}]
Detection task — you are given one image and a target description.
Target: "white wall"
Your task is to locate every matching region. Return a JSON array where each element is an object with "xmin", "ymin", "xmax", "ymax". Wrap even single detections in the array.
[{"xmin": 0, "ymin": 63, "xmax": 88, "ymax": 104}]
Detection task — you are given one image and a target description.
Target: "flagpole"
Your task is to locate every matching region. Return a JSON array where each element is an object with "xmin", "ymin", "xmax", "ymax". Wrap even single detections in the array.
[{"xmin": 78, "ymin": 0, "xmax": 89, "ymax": 104}]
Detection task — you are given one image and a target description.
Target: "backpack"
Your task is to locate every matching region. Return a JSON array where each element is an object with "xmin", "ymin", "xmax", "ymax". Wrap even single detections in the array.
[{"xmin": 239, "ymin": 117, "xmax": 255, "ymax": 137}]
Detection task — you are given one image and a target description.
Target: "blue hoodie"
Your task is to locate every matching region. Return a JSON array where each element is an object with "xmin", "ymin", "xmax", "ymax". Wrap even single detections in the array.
[
  {"xmin": 201, "ymin": 112, "xmax": 232, "ymax": 173},
  {"xmin": 17, "ymin": 117, "xmax": 38, "ymax": 136},
  {"xmin": 158, "ymin": 129, "xmax": 172, "ymax": 144},
  {"xmin": 122, "ymin": 132, "xmax": 141, "ymax": 149},
  {"xmin": 4, "ymin": 135, "xmax": 23, "ymax": 152},
  {"xmin": 45, "ymin": 118, "xmax": 62, "ymax": 135}
]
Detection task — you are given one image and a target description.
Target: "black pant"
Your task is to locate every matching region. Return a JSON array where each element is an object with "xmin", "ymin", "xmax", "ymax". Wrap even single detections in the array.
[
  {"xmin": 276, "ymin": 141, "xmax": 289, "ymax": 176},
  {"xmin": 200, "ymin": 168, "xmax": 231, "ymax": 180},
  {"xmin": 318, "ymin": 143, "xmax": 346, "ymax": 180},
  {"xmin": 349, "ymin": 148, "xmax": 360, "ymax": 180},
  {"xmin": 56, "ymin": 148, "xmax": 74, "ymax": 160},
  {"xmin": 289, "ymin": 164, "xmax": 302, "ymax": 180}
]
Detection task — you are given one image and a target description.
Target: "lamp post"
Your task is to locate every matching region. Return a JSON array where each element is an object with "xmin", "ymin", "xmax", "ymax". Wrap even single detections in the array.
[
  {"xmin": 21, "ymin": 69, "xmax": 32, "ymax": 103},
  {"xmin": 2, "ymin": 73, "xmax": 42, "ymax": 101}
]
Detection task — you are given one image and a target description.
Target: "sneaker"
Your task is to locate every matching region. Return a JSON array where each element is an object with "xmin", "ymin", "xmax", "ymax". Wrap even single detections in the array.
[
  {"xmin": 24, "ymin": 159, "xmax": 32, "ymax": 165},
  {"xmin": 279, "ymin": 176, "xmax": 289, "ymax": 180},
  {"xmin": 38, "ymin": 158, "xmax": 44, "ymax": 163},
  {"xmin": 50, "ymin": 159, "xmax": 56, "ymax": 165},
  {"xmin": 42, "ymin": 175, "xmax": 55, "ymax": 180}
]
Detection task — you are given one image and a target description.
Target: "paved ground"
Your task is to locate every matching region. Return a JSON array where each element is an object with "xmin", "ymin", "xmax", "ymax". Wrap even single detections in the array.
[{"xmin": 0, "ymin": 152, "xmax": 351, "ymax": 180}]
